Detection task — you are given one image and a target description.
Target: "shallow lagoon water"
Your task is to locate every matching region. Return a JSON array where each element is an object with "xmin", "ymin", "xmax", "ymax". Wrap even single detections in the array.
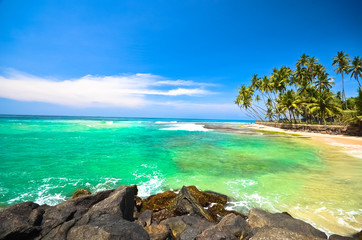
[{"xmin": 0, "ymin": 116, "xmax": 361, "ymax": 235}]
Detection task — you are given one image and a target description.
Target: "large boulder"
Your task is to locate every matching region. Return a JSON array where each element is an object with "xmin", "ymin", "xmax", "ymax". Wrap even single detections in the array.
[
  {"xmin": 0, "ymin": 201, "xmax": 47, "ymax": 240},
  {"xmin": 249, "ymin": 227, "xmax": 327, "ymax": 240},
  {"xmin": 67, "ymin": 212, "xmax": 149, "ymax": 240},
  {"xmin": 160, "ymin": 215, "xmax": 214, "ymax": 239},
  {"xmin": 87, "ymin": 185, "xmax": 137, "ymax": 220},
  {"xmin": 248, "ymin": 208, "xmax": 327, "ymax": 239},
  {"xmin": 39, "ymin": 185, "xmax": 138, "ymax": 239},
  {"xmin": 39, "ymin": 189, "xmax": 114, "ymax": 239},
  {"xmin": 197, "ymin": 213, "xmax": 250, "ymax": 240}
]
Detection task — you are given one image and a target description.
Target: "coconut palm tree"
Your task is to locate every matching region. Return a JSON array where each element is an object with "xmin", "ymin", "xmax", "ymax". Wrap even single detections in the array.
[
  {"xmin": 332, "ymin": 51, "xmax": 351, "ymax": 108},
  {"xmin": 308, "ymin": 91, "xmax": 342, "ymax": 125},
  {"xmin": 235, "ymin": 85, "xmax": 264, "ymax": 120},
  {"xmin": 316, "ymin": 72, "xmax": 334, "ymax": 92},
  {"xmin": 296, "ymin": 54, "xmax": 309, "ymax": 69},
  {"xmin": 350, "ymin": 56, "xmax": 362, "ymax": 89},
  {"xmin": 277, "ymin": 90, "xmax": 300, "ymax": 123}
]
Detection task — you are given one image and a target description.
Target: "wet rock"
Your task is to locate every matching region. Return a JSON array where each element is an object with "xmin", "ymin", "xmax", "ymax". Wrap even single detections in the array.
[
  {"xmin": 186, "ymin": 186, "xmax": 227, "ymax": 207},
  {"xmin": 329, "ymin": 234, "xmax": 355, "ymax": 240},
  {"xmin": 137, "ymin": 209, "xmax": 153, "ymax": 227},
  {"xmin": 72, "ymin": 189, "xmax": 91, "ymax": 199},
  {"xmin": 248, "ymin": 208, "xmax": 327, "ymax": 239},
  {"xmin": 145, "ymin": 224, "xmax": 172, "ymax": 240},
  {"xmin": 68, "ymin": 212, "xmax": 149, "ymax": 240},
  {"xmin": 141, "ymin": 190, "xmax": 178, "ymax": 212},
  {"xmin": 207, "ymin": 203, "xmax": 247, "ymax": 222},
  {"xmin": 0, "ymin": 201, "xmax": 43, "ymax": 240},
  {"xmin": 249, "ymin": 227, "xmax": 327, "ymax": 240}
]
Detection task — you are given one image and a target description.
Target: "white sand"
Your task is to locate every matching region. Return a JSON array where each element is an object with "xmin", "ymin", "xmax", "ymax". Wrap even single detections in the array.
[{"xmin": 245, "ymin": 124, "xmax": 362, "ymax": 159}]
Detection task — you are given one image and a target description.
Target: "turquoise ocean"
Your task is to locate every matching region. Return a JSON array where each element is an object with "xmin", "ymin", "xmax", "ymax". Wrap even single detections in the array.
[{"xmin": 0, "ymin": 115, "xmax": 361, "ymax": 235}]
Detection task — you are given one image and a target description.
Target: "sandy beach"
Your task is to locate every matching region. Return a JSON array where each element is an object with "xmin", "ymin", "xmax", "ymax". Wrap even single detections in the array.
[{"xmin": 246, "ymin": 123, "xmax": 362, "ymax": 159}]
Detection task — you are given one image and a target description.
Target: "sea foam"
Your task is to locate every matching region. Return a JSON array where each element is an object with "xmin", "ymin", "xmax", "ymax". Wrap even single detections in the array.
[{"xmin": 160, "ymin": 122, "xmax": 210, "ymax": 131}]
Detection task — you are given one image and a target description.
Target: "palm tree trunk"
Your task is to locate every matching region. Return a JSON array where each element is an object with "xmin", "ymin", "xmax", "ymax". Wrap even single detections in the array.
[{"xmin": 342, "ymin": 72, "xmax": 347, "ymax": 109}]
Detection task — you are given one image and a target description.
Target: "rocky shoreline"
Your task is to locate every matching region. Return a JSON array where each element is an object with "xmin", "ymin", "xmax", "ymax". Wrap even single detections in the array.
[{"xmin": 0, "ymin": 185, "xmax": 360, "ymax": 240}]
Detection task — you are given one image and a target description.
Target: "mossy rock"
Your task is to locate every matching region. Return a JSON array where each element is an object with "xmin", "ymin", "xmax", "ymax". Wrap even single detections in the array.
[
  {"xmin": 72, "ymin": 189, "xmax": 92, "ymax": 199},
  {"xmin": 186, "ymin": 186, "xmax": 227, "ymax": 207},
  {"xmin": 207, "ymin": 203, "xmax": 247, "ymax": 222},
  {"xmin": 141, "ymin": 190, "xmax": 177, "ymax": 212}
]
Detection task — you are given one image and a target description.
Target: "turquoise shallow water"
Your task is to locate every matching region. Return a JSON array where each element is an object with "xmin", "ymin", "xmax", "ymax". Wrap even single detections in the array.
[{"xmin": 0, "ymin": 115, "xmax": 361, "ymax": 235}]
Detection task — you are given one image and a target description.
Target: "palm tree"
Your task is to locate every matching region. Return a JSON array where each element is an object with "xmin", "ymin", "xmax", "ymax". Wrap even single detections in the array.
[
  {"xmin": 271, "ymin": 67, "xmax": 292, "ymax": 94},
  {"xmin": 350, "ymin": 56, "xmax": 362, "ymax": 89},
  {"xmin": 278, "ymin": 90, "xmax": 300, "ymax": 123},
  {"xmin": 308, "ymin": 91, "xmax": 342, "ymax": 125},
  {"xmin": 296, "ymin": 54, "xmax": 309, "ymax": 69},
  {"xmin": 332, "ymin": 51, "xmax": 351, "ymax": 108},
  {"xmin": 250, "ymin": 74, "xmax": 261, "ymax": 90},
  {"xmin": 316, "ymin": 72, "xmax": 334, "ymax": 92},
  {"xmin": 235, "ymin": 85, "xmax": 264, "ymax": 120}
]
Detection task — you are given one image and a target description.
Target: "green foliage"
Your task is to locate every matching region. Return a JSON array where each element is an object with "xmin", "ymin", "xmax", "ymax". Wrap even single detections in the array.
[
  {"xmin": 356, "ymin": 88, "xmax": 362, "ymax": 115},
  {"xmin": 350, "ymin": 56, "xmax": 362, "ymax": 88},
  {"xmin": 340, "ymin": 110, "xmax": 359, "ymax": 124},
  {"xmin": 235, "ymin": 52, "xmax": 361, "ymax": 125}
]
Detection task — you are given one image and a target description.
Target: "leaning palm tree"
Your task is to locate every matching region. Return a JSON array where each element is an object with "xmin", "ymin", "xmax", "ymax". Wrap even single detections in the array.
[
  {"xmin": 350, "ymin": 56, "xmax": 362, "ymax": 89},
  {"xmin": 332, "ymin": 51, "xmax": 351, "ymax": 108}
]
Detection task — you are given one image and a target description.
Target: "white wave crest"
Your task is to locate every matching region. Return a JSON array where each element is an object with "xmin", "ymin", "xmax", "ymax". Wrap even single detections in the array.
[
  {"xmin": 132, "ymin": 166, "xmax": 164, "ymax": 198},
  {"xmin": 155, "ymin": 121, "xmax": 178, "ymax": 124},
  {"xmin": 160, "ymin": 123, "xmax": 210, "ymax": 131},
  {"xmin": 91, "ymin": 178, "xmax": 123, "ymax": 192}
]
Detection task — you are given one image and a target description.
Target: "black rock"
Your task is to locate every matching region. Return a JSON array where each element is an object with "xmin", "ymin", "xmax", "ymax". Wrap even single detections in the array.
[
  {"xmin": 0, "ymin": 201, "xmax": 44, "ymax": 240},
  {"xmin": 137, "ymin": 209, "xmax": 153, "ymax": 227},
  {"xmin": 248, "ymin": 208, "xmax": 328, "ymax": 239},
  {"xmin": 67, "ymin": 212, "xmax": 149, "ymax": 240},
  {"xmin": 329, "ymin": 234, "xmax": 355, "ymax": 240},
  {"xmin": 249, "ymin": 226, "xmax": 327, "ymax": 240}
]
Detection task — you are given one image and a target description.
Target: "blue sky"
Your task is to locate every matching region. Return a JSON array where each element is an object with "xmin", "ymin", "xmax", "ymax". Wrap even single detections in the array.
[{"xmin": 0, "ymin": 0, "xmax": 361, "ymax": 119}]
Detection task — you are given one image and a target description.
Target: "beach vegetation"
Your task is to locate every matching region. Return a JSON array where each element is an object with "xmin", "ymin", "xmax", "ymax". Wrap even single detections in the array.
[{"xmin": 235, "ymin": 52, "xmax": 361, "ymax": 125}]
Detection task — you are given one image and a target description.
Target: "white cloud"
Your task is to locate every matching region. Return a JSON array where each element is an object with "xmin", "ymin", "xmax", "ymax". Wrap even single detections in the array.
[
  {"xmin": 154, "ymin": 80, "xmax": 217, "ymax": 87},
  {"xmin": 0, "ymin": 71, "xmax": 215, "ymax": 107}
]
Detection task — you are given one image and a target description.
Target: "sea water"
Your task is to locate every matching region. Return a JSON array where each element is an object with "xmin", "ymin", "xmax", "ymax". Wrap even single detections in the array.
[{"xmin": 0, "ymin": 115, "xmax": 361, "ymax": 236}]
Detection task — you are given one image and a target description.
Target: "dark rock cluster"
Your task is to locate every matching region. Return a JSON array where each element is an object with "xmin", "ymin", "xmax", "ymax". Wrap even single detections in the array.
[{"xmin": 0, "ymin": 185, "xmax": 360, "ymax": 240}]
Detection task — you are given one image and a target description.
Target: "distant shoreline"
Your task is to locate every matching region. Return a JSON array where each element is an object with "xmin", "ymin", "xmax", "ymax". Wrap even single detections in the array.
[{"xmin": 247, "ymin": 123, "xmax": 362, "ymax": 159}]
